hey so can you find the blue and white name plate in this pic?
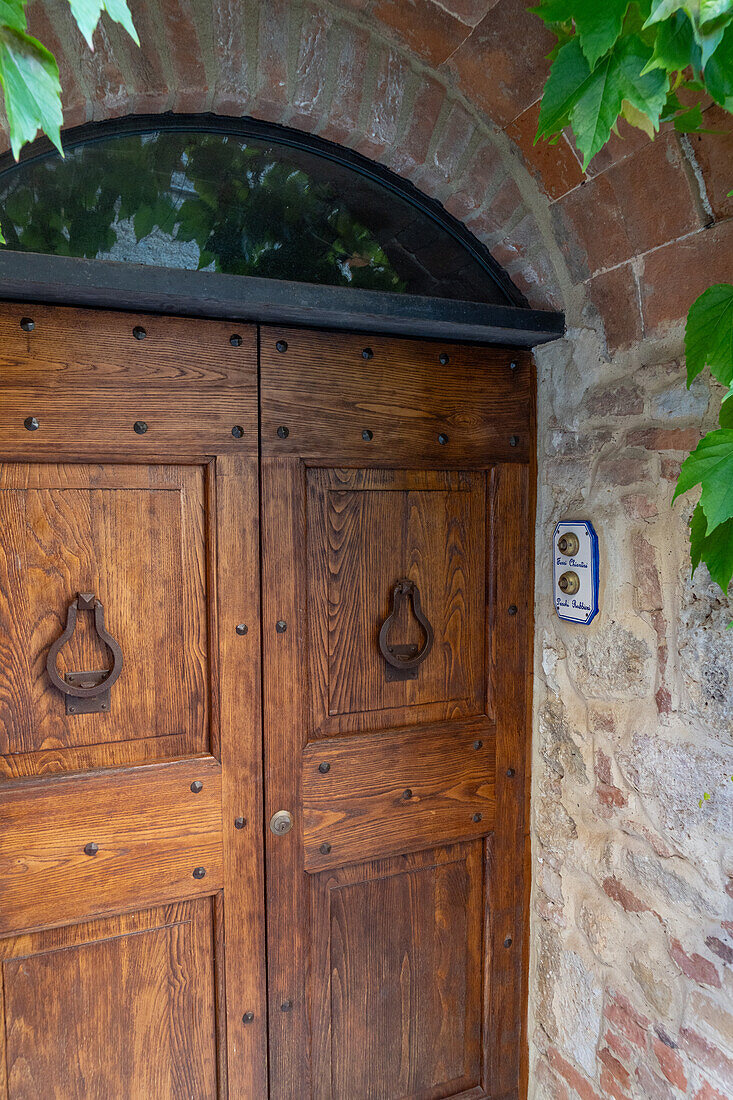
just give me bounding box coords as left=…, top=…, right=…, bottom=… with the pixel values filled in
left=553, top=521, right=599, bottom=625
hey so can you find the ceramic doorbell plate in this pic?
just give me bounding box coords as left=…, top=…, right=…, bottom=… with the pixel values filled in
left=553, top=521, right=599, bottom=625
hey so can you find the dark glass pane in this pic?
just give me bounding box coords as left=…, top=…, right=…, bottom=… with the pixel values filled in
left=0, top=129, right=509, bottom=302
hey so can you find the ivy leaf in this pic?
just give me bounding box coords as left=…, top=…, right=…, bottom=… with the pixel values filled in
left=537, top=34, right=667, bottom=166
left=645, top=1, right=733, bottom=65
left=573, top=0, right=631, bottom=69
left=704, top=24, right=733, bottom=103
left=536, top=35, right=590, bottom=137
left=0, top=0, right=28, bottom=34
left=690, top=501, right=733, bottom=589
left=530, top=1, right=574, bottom=26
left=642, top=12, right=699, bottom=71
left=66, top=0, right=139, bottom=49
left=614, top=34, right=670, bottom=124
left=673, top=101, right=705, bottom=128
left=622, top=98, right=658, bottom=136
left=674, top=428, right=733, bottom=534
left=719, top=389, right=733, bottom=427
left=685, top=283, right=733, bottom=385
left=0, top=27, right=62, bottom=159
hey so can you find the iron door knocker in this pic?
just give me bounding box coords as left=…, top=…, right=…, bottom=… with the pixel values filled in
left=378, top=579, right=434, bottom=682
left=46, top=593, right=123, bottom=715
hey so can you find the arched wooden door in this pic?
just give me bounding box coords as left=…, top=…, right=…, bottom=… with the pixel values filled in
left=0, top=304, right=533, bottom=1099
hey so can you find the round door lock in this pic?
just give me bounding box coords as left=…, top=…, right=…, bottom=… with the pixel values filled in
left=558, top=570, right=580, bottom=595
left=557, top=531, right=580, bottom=557
left=270, top=809, right=294, bottom=836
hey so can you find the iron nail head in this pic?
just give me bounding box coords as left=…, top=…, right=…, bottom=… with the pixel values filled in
left=362, top=347, right=373, bottom=360
left=318, top=761, right=330, bottom=774
left=362, top=429, right=373, bottom=441
left=133, top=325, right=147, bottom=340
left=84, top=842, right=99, bottom=856
left=320, top=842, right=332, bottom=855
left=509, top=435, right=519, bottom=447
left=473, top=813, right=483, bottom=823
left=230, top=333, right=242, bottom=347
left=24, top=416, right=39, bottom=431
left=276, top=340, right=288, bottom=353
left=473, top=740, right=483, bottom=750
left=507, top=767, right=516, bottom=778
left=276, top=620, right=287, bottom=633
left=439, top=353, right=449, bottom=365
left=236, top=623, right=248, bottom=636
left=403, top=789, right=412, bottom=800
left=508, top=604, right=518, bottom=616
left=281, top=1001, right=293, bottom=1012
left=276, top=425, right=289, bottom=439
left=232, top=425, right=244, bottom=438
left=242, top=1011, right=255, bottom=1024
left=234, top=816, right=246, bottom=829
left=20, top=317, right=35, bottom=332
left=192, top=866, right=206, bottom=879
left=133, top=421, right=148, bottom=435
left=504, top=936, right=513, bottom=948
left=438, top=433, right=449, bottom=445
left=190, top=780, right=203, bottom=794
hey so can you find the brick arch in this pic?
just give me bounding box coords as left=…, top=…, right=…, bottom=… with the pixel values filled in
left=12, top=0, right=733, bottom=346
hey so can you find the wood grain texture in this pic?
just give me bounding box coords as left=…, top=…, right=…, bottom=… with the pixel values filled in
left=0, top=899, right=218, bottom=1099
left=485, top=463, right=533, bottom=1099
left=307, top=468, right=486, bottom=736
left=260, top=327, right=531, bottom=466
left=215, top=454, right=269, bottom=1099
left=310, top=843, right=485, bottom=1100
left=0, top=463, right=208, bottom=766
left=0, top=304, right=257, bottom=455
left=0, top=757, right=223, bottom=936
left=261, top=457, right=311, bottom=1100
left=302, top=719, right=495, bottom=871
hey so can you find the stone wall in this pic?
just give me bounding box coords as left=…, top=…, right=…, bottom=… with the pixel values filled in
left=532, top=328, right=733, bottom=1100
left=7, top=3, right=733, bottom=1097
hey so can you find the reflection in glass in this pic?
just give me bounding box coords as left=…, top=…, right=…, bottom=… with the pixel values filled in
left=0, top=129, right=511, bottom=302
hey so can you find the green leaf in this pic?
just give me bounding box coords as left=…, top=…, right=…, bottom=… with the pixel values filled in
left=674, top=428, right=733, bottom=533
left=573, top=0, right=631, bottom=68
left=530, top=1, right=574, bottom=27
left=66, top=0, right=139, bottom=48
left=690, top=501, right=733, bottom=589
left=673, top=101, right=705, bottom=128
left=0, top=27, right=62, bottom=159
left=645, top=1, right=733, bottom=65
left=614, top=34, right=670, bottom=127
left=643, top=12, right=699, bottom=70
left=536, top=36, right=589, bottom=138
left=0, top=0, right=28, bottom=34
left=622, top=98, right=658, bottom=136
left=685, top=283, right=733, bottom=385
left=704, top=24, right=733, bottom=103
left=719, top=389, right=733, bottom=427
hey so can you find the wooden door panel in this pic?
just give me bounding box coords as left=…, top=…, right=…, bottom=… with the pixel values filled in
left=0, top=758, right=222, bottom=936
left=302, top=720, right=494, bottom=871
left=0, top=899, right=218, bottom=1099
left=0, top=463, right=208, bottom=768
left=307, top=468, right=487, bottom=736
left=0, top=303, right=267, bottom=1099
left=260, top=327, right=532, bottom=466
left=262, top=326, right=534, bottom=1100
left=310, top=842, right=484, bottom=1100
left=0, top=306, right=257, bottom=455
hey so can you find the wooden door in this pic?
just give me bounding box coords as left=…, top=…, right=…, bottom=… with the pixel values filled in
left=0, top=305, right=267, bottom=1098
left=260, top=329, right=534, bottom=1100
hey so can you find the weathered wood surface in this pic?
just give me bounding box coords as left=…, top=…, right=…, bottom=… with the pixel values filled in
left=302, top=719, right=495, bottom=871
left=261, top=326, right=532, bottom=465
